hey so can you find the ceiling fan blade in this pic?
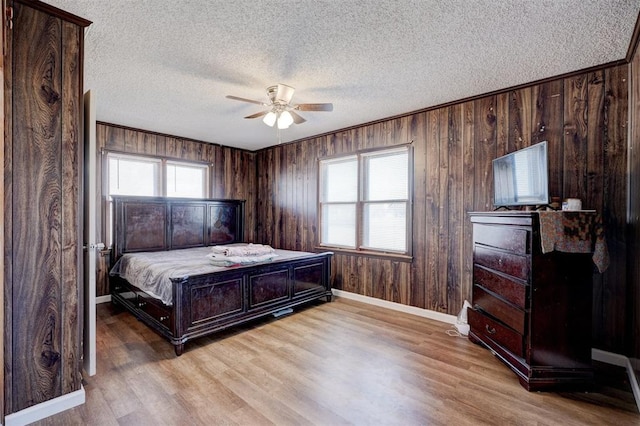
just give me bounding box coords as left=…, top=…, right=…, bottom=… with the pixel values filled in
left=226, top=95, right=266, bottom=106
left=290, top=110, right=306, bottom=124
left=296, top=103, right=333, bottom=112
left=276, top=84, right=295, bottom=104
left=244, top=110, right=269, bottom=119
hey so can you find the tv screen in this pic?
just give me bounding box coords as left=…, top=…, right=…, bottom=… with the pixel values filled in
left=493, top=141, right=549, bottom=208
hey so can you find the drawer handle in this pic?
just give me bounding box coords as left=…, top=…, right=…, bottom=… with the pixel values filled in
left=159, top=315, right=169, bottom=322
left=138, top=301, right=147, bottom=308
left=485, top=324, right=497, bottom=335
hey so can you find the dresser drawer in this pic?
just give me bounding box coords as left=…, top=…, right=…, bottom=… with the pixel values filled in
left=473, top=224, right=529, bottom=254
left=474, top=245, right=530, bottom=281
left=469, top=307, right=524, bottom=358
left=472, top=285, right=525, bottom=334
left=473, top=265, right=527, bottom=308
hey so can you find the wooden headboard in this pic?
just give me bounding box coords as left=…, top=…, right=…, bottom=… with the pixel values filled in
left=112, top=196, right=245, bottom=260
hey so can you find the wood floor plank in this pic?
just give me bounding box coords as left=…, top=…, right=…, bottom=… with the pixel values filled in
left=31, top=297, right=640, bottom=426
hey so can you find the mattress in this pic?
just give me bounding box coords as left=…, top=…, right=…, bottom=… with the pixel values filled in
left=109, top=244, right=314, bottom=305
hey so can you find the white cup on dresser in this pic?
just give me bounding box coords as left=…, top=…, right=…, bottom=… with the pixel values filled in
left=563, top=198, right=582, bottom=211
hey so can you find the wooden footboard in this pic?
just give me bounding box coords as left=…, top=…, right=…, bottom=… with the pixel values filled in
left=111, top=252, right=332, bottom=355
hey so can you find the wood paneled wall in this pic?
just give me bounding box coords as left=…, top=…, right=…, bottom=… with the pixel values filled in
left=255, top=65, right=629, bottom=352
left=94, top=67, right=631, bottom=353
left=4, top=1, right=89, bottom=414
left=94, top=123, right=257, bottom=296
left=629, top=39, right=640, bottom=360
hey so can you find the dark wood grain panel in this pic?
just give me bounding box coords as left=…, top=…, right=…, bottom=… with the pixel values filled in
left=122, top=202, right=167, bottom=252
left=190, top=278, right=243, bottom=323
left=304, top=138, right=320, bottom=252
left=211, top=143, right=225, bottom=198
left=103, top=123, right=125, bottom=151
left=532, top=80, right=564, bottom=199
left=509, top=88, right=532, bottom=151
left=285, top=144, right=296, bottom=250
left=563, top=74, right=588, bottom=199
left=495, top=93, right=509, bottom=157
left=473, top=96, right=496, bottom=211
left=60, top=19, right=82, bottom=395
left=96, top=253, right=110, bottom=296
left=586, top=71, right=605, bottom=212
left=586, top=70, right=607, bottom=346
left=630, top=47, right=640, bottom=360
left=11, top=4, right=64, bottom=411
left=208, top=203, right=242, bottom=244
left=410, top=112, right=427, bottom=309
left=447, top=104, right=463, bottom=312
left=5, top=12, right=16, bottom=410
left=424, top=109, right=441, bottom=310
left=292, top=262, right=324, bottom=297
left=249, top=269, right=290, bottom=308
left=436, top=107, right=450, bottom=311
left=6, top=1, right=88, bottom=413
left=601, top=65, right=629, bottom=350
left=461, top=101, right=475, bottom=310
left=358, top=256, right=372, bottom=298
left=113, top=197, right=243, bottom=258
left=171, top=203, right=205, bottom=248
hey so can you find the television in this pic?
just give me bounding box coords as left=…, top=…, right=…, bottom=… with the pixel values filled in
left=493, top=141, right=549, bottom=208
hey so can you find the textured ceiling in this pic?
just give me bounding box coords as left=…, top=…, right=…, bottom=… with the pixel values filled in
left=46, top=0, right=639, bottom=151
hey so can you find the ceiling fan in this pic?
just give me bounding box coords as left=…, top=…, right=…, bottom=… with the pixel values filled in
left=226, top=84, right=333, bottom=130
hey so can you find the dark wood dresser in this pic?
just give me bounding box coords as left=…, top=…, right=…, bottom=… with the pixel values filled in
left=468, top=211, right=600, bottom=391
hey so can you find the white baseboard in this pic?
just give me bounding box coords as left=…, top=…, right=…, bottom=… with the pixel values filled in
left=4, top=386, right=85, bottom=426
left=96, top=294, right=111, bottom=304
left=331, top=289, right=457, bottom=325
left=592, top=348, right=640, bottom=412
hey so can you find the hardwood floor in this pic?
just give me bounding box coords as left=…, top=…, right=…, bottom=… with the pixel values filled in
left=34, top=297, right=639, bottom=425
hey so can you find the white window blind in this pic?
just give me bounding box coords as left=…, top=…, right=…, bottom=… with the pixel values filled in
left=108, top=155, right=161, bottom=196
left=319, top=146, right=411, bottom=255
left=166, top=161, right=208, bottom=198
left=320, top=156, right=357, bottom=248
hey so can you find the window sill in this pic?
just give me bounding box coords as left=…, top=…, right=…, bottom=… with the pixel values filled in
left=314, top=246, right=413, bottom=263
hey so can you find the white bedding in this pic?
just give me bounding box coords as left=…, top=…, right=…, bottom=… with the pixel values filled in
left=109, top=244, right=314, bottom=305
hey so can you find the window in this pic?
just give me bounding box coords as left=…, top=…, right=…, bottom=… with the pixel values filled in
left=108, top=155, right=161, bottom=196
left=166, top=161, right=208, bottom=198
left=105, top=152, right=210, bottom=243
left=319, top=146, right=412, bottom=255
left=106, top=153, right=209, bottom=198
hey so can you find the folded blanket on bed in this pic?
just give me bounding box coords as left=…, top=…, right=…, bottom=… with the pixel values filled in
left=211, top=243, right=275, bottom=257
left=206, top=252, right=278, bottom=267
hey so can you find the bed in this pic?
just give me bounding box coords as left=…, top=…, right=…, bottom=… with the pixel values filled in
left=109, top=196, right=333, bottom=355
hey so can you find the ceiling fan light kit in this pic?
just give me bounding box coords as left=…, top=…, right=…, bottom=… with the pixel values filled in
left=227, top=83, right=333, bottom=130
left=276, top=110, right=294, bottom=129
left=263, top=111, right=277, bottom=127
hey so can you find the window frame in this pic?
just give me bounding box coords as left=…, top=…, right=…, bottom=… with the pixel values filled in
left=103, top=150, right=212, bottom=246
left=106, top=152, right=163, bottom=197
left=165, top=159, right=210, bottom=199
left=318, top=145, right=413, bottom=260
